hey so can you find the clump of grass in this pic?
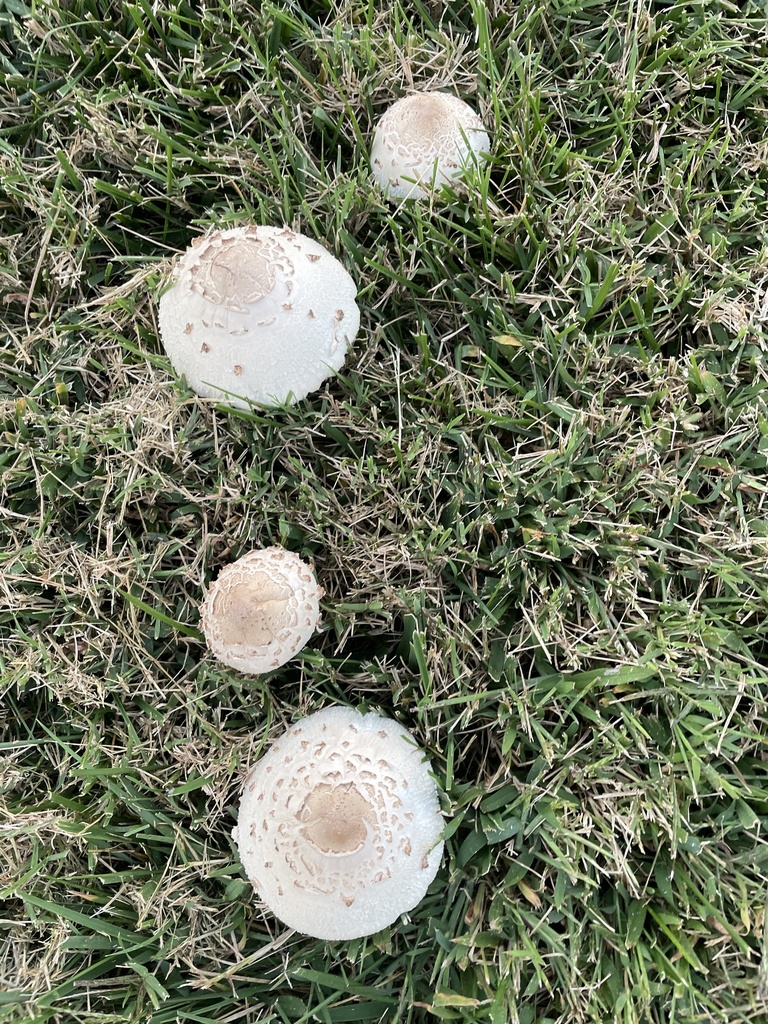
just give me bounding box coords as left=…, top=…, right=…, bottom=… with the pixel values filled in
left=2, top=1, right=768, bottom=1022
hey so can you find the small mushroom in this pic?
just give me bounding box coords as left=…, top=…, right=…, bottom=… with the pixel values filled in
left=370, top=91, right=490, bottom=200
left=158, top=225, right=360, bottom=408
left=200, top=547, right=322, bottom=674
left=233, top=706, right=445, bottom=940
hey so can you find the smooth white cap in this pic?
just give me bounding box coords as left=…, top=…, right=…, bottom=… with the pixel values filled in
left=158, top=225, right=360, bottom=408
left=200, top=547, right=322, bottom=674
left=370, top=91, right=490, bottom=200
left=233, top=706, right=445, bottom=940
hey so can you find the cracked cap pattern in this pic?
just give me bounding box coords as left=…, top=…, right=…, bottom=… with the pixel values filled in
left=370, top=91, right=490, bottom=200
left=200, top=547, right=322, bottom=675
left=158, top=225, right=360, bottom=408
left=233, top=706, right=445, bottom=940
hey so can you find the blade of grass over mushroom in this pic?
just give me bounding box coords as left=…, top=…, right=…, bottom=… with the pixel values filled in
left=3, top=0, right=768, bottom=1021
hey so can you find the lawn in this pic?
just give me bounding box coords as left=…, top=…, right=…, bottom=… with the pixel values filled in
left=1, top=0, right=768, bottom=1022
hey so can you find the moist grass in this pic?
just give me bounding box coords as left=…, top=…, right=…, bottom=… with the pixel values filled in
left=1, top=0, right=768, bottom=1021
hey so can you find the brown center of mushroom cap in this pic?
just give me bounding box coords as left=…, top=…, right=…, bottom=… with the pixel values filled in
left=193, top=237, right=279, bottom=307
left=212, top=574, right=292, bottom=647
left=298, top=782, right=376, bottom=856
left=392, top=95, right=456, bottom=145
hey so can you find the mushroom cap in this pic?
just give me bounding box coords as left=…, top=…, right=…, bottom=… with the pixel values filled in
left=158, top=225, right=360, bottom=409
left=200, top=547, right=322, bottom=674
left=370, top=91, right=490, bottom=200
left=233, top=706, right=445, bottom=940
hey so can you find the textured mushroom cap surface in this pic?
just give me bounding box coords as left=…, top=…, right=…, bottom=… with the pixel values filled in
left=233, top=706, right=445, bottom=940
left=158, top=225, right=360, bottom=408
left=200, top=547, right=322, bottom=674
left=370, top=92, right=490, bottom=200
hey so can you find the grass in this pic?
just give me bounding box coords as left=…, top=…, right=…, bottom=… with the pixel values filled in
left=1, top=0, right=768, bottom=1021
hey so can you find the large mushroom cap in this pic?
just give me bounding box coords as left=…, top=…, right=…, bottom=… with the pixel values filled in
left=233, top=706, right=445, bottom=940
left=370, top=91, right=490, bottom=200
left=200, top=547, right=322, bottom=674
left=158, top=225, right=360, bottom=409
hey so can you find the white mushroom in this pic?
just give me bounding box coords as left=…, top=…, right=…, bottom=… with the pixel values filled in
left=370, top=91, right=490, bottom=200
left=158, top=225, right=360, bottom=409
left=233, top=706, right=445, bottom=940
left=200, top=547, right=322, bottom=674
